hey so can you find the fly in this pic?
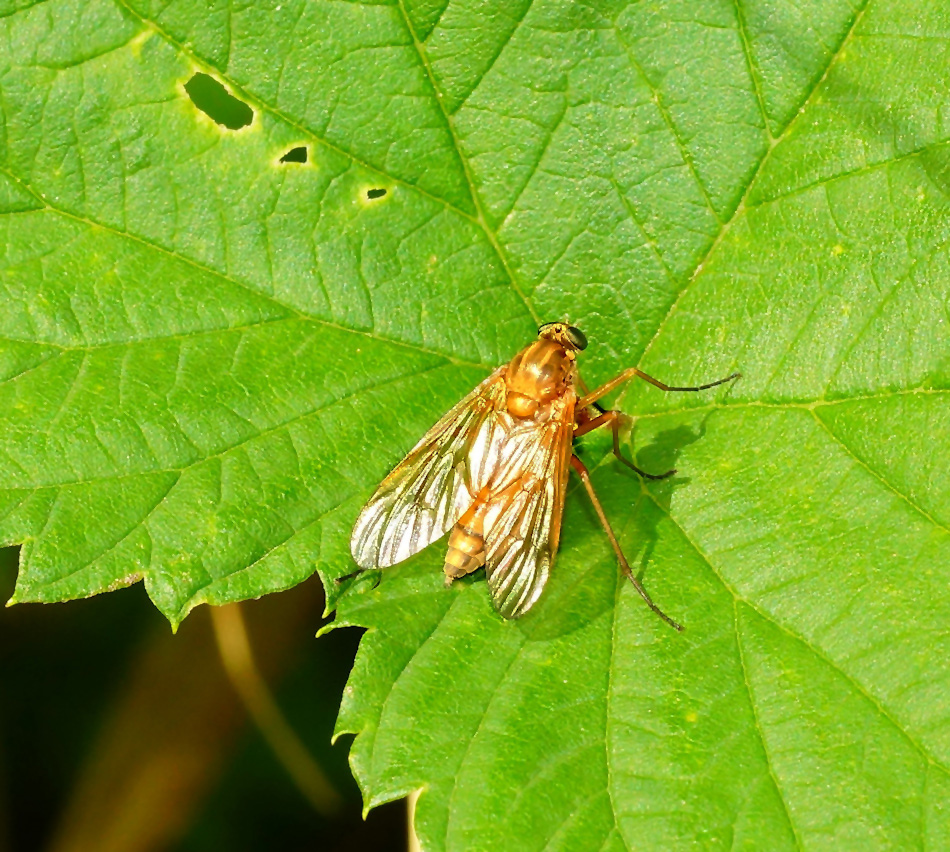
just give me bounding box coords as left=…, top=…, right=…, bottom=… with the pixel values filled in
left=345, top=322, right=739, bottom=630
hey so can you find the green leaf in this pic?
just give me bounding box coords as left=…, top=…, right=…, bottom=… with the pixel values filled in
left=4, top=0, right=950, bottom=848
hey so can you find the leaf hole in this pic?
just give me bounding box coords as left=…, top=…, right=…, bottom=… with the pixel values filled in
left=280, top=146, right=308, bottom=164
left=184, top=72, right=253, bottom=130
left=366, top=188, right=387, bottom=200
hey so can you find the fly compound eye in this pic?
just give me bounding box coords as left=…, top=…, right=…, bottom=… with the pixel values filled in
left=566, top=326, right=587, bottom=350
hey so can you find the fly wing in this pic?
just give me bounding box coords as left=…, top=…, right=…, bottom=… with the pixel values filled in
left=350, top=367, right=507, bottom=570
left=483, top=397, right=575, bottom=618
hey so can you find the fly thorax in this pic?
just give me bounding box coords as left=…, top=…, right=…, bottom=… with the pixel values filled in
left=505, top=339, right=573, bottom=418
left=506, top=391, right=538, bottom=419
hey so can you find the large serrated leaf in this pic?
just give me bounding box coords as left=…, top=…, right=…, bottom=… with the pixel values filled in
left=4, top=0, right=950, bottom=848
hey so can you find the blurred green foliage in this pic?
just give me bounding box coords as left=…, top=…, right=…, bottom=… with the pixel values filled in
left=0, top=547, right=405, bottom=850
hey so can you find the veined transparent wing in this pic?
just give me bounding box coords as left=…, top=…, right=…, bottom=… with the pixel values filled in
left=351, top=367, right=507, bottom=570
left=484, top=396, right=575, bottom=618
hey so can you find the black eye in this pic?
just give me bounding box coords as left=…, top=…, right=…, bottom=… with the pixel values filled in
left=566, top=326, right=587, bottom=350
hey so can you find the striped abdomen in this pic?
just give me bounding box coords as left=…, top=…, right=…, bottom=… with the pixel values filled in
left=444, top=502, right=486, bottom=581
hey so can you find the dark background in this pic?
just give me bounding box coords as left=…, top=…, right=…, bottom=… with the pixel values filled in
left=0, top=546, right=406, bottom=851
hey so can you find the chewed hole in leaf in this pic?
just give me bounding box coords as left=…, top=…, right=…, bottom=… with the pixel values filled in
left=184, top=73, right=253, bottom=130
left=280, top=146, right=308, bottom=164
left=366, top=188, right=387, bottom=200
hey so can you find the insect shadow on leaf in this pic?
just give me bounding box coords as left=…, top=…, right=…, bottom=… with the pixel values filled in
left=629, top=419, right=709, bottom=586
left=365, top=188, right=387, bottom=200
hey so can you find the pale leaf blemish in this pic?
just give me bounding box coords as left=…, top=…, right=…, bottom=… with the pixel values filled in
left=106, top=572, right=143, bottom=592
left=129, top=29, right=153, bottom=57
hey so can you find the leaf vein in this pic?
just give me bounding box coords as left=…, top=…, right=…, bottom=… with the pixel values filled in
left=10, top=361, right=452, bottom=495
left=811, top=409, right=950, bottom=536
left=633, top=0, right=873, bottom=371
left=393, top=0, right=539, bottom=324
left=0, top=188, right=494, bottom=369
left=733, top=598, right=804, bottom=849
left=24, top=473, right=182, bottom=596
left=186, top=499, right=350, bottom=612
left=733, top=0, right=774, bottom=139
left=613, top=31, right=722, bottom=225
left=110, top=0, right=478, bottom=221
left=449, top=0, right=535, bottom=116
left=746, top=139, right=950, bottom=209
left=366, top=592, right=465, bottom=782
left=650, top=499, right=950, bottom=777
left=443, top=636, right=527, bottom=849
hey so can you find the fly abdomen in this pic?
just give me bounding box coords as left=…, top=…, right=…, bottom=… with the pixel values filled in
left=444, top=522, right=485, bottom=581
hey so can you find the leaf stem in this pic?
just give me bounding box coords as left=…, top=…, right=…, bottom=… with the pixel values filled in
left=210, top=603, right=343, bottom=816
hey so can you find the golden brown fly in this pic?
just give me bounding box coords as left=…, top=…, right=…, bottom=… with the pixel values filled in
left=346, top=323, right=738, bottom=629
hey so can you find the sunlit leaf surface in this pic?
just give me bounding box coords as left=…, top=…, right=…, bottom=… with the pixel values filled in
left=3, top=0, right=949, bottom=847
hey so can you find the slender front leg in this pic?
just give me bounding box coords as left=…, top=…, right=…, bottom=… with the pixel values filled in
left=335, top=566, right=381, bottom=588
left=574, top=410, right=675, bottom=480
left=570, top=455, right=683, bottom=631
left=579, top=367, right=740, bottom=409
left=574, top=374, right=606, bottom=415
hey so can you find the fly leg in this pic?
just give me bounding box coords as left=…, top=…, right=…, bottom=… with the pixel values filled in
left=578, top=367, right=740, bottom=409
left=574, top=410, right=674, bottom=480
left=335, top=567, right=381, bottom=589
left=570, top=454, right=683, bottom=631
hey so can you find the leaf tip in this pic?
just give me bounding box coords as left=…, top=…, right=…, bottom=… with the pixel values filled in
left=315, top=621, right=335, bottom=639
left=330, top=727, right=353, bottom=747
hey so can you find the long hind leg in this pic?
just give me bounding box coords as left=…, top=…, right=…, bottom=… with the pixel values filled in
left=574, top=409, right=674, bottom=480
left=569, top=454, right=682, bottom=631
